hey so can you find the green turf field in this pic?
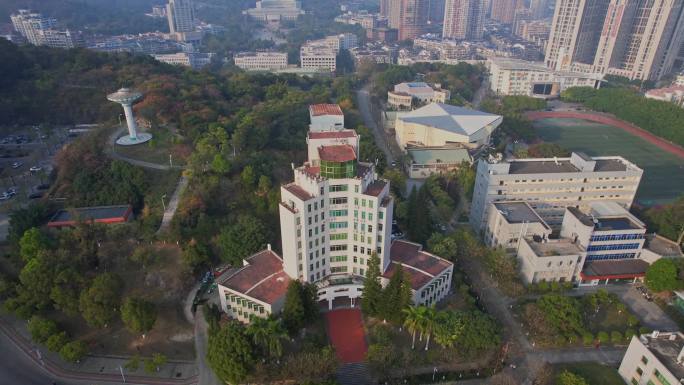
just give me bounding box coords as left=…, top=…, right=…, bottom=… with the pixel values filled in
left=533, top=117, right=684, bottom=206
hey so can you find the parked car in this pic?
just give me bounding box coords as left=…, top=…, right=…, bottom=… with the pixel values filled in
left=11, top=161, right=22, bottom=169
left=29, top=165, right=42, bottom=172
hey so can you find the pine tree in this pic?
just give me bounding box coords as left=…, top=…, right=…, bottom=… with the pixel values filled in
left=361, top=252, right=383, bottom=317
left=382, top=265, right=411, bottom=324
left=282, top=281, right=306, bottom=334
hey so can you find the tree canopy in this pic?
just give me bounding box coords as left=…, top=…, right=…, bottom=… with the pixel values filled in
left=645, top=258, right=682, bottom=292
left=120, top=297, right=158, bottom=334
left=207, top=321, right=255, bottom=384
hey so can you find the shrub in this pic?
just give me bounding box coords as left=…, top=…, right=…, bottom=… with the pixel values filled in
left=639, top=327, right=651, bottom=335
left=125, top=355, right=140, bottom=371
left=597, top=331, right=610, bottom=344
left=60, top=340, right=87, bottom=363
left=625, top=328, right=636, bottom=341
left=46, top=331, right=68, bottom=352
left=627, top=315, right=639, bottom=327
left=550, top=281, right=560, bottom=292
left=537, top=281, right=549, bottom=292
left=27, top=315, right=58, bottom=344
left=611, top=331, right=623, bottom=344
left=582, top=332, right=594, bottom=345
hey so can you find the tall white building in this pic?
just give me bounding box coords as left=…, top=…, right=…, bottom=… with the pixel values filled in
left=233, top=51, right=288, bottom=71
left=244, top=0, right=305, bottom=21
left=619, top=333, right=684, bottom=385
left=470, top=152, right=643, bottom=231
left=300, top=40, right=337, bottom=72
left=442, top=0, right=485, bottom=40
left=10, top=9, right=80, bottom=48
left=217, top=104, right=454, bottom=321
left=166, top=0, right=201, bottom=42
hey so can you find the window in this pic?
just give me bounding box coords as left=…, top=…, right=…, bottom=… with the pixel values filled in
left=330, top=210, right=348, bottom=217
left=330, top=221, right=348, bottom=229
left=330, top=266, right=348, bottom=273
left=330, top=197, right=347, bottom=205
left=330, top=245, right=348, bottom=252
left=362, top=199, right=366, bottom=207
left=636, top=367, right=643, bottom=376
left=641, top=356, right=648, bottom=365
left=329, top=184, right=348, bottom=192
left=368, top=225, right=373, bottom=232
left=330, top=233, right=348, bottom=240
left=379, top=211, right=384, bottom=219
left=307, top=204, right=311, bottom=213
left=330, top=255, right=347, bottom=262
left=368, top=213, right=373, bottom=221
left=354, top=198, right=359, bottom=205
left=369, top=201, right=373, bottom=208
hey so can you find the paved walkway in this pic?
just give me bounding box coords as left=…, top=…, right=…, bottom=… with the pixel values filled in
left=158, top=174, right=189, bottom=234
left=195, top=306, right=221, bottom=385
left=107, top=126, right=187, bottom=171
left=325, top=309, right=367, bottom=363
left=356, top=86, right=395, bottom=165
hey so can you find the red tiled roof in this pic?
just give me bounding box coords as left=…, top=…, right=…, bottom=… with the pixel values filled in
left=364, top=180, right=386, bottom=197
left=303, top=166, right=321, bottom=177
left=382, top=262, right=432, bottom=290
left=47, top=205, right=133, bottom=228
left=283, top=183, right=313, bottom=201
left=319, top=145, right=356, bottom=162
left=390, top=240, right=452, bottom=277
left=310, top=104, right=344, bottom=116
left=220, top=249, right=291, bottom=305
left=308, top=130, right=356, bottom=139
left=580, top=259, right=649, bottom=280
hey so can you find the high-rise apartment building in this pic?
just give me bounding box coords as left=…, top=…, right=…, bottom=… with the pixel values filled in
left=388, top=0, right=430, bottom=40
left=166, top=0, right=195, bottom=34
left=490, top=0, right=525, bottom=24
left=10, top=9, right=81, bottom=48
left=529, top=0, right=549, bottom=19
left=442, top=0, right=484, bottom=40
left=545, top=0, right=684, bottom=80
left=470, top=152, right=643, bottom=231
left=428, top=0, right=446, bottom=22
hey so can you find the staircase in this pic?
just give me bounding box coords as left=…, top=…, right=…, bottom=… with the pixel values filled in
left=336, top=362, right=373, bottom=385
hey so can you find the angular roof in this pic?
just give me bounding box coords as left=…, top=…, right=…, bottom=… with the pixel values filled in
left=364, top=180, right=386, bottom=197
left=309, top=104, right=343, bottom=116
left=219, top=249, right=291, bottom=305
left=308, top=130, right=357, bottom=139
left=282, top=183, right=313, bottom=201
left=581, top=259, right=649, bottom=280
left=48, top=205, right=133, bottom=227
left=384, top=240, right=453, bottom=290
left=318, top=145, right=356, bottom=162
left=398, top=103, right=501, bottom=137
left=407, top=147, right=471, bottom=165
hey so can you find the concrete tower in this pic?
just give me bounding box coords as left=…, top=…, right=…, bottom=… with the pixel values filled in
left=107, top=88, right=152, bottom=146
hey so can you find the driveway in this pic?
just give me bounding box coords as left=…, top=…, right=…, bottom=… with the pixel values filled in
left=356, top=86, right=395, bottom=165
left=325, top=309, right=367, bottom=363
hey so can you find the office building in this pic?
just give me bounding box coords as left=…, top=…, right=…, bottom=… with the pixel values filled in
left=395, top=103, right=502, bottom=149
left=10, top=9, right=81, bottom=48
left=216, top=105, right=454, bottom=321
left=388, top=0, right=430, bottom=40
left=387, top=82, right=451, bottom=110
left=619, top=333, right=684, bottom=385
left=490, top=0, right=525, bottom=24
left=488, top=57, right=603, bottom=97
left=152, top=52, right=214, bottom=69
left=442, top=0, right=484, bottom=40
left=166, top=0, right=201, bottom=42
left=300, top=40, right=337, bottom=72
left=429, top=0, right=446, bottom=22
left=470, top=152, right=643, bottom=231
left=309, top=104, right=345, bottom=132
left=245, top=0, right=305, bottom=22
left=529, top=0, right=549, bottom=19
left=406, top=147, right=471, bottom=178
left=545, top=0, right=684, bottom=81
left=233, top=51, right=288, bottom=71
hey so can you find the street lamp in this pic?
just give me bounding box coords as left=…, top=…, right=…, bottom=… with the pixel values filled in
left=161, top=194, right=167, bottom=211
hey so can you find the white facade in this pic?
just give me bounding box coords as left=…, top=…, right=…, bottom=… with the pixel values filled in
left=152, top=52, right=214, bottom=69
left=488, top=57, right=603, bottom=97
left=10, top=9, right=80, bottom=48
left=309, top=104, right=345, bottom=132
left=245, top=0, right=304, bottom=21
left=300, top=40, right=337, bottom=72
left=517, top=237, right=584, bottom=283
left=233, top=51, right=288, bottom=71
left=387, top=82, right=451, bottom=110
left=167, top=0, right=200, bottom=42
left=442, top=0, right=484, bottom=40
left=645, top=85, right=684, bottom=107
left=619, top=333, right=684, bottom=385
left=470, top=152, right=643, bottom=231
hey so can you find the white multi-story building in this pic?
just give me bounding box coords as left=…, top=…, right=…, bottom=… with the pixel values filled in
left=233, top=51, right=288, bottom=71
left=152, top=52, right=214, bottom=69
left=216, top=104, right=454, bottom=321
left=488, top=57, right=603, bottom=98
left=166, top=0, right=201, bottom=42
left=244, top=0, right=304, bottom=21
left=645, top=84, right=684, bottom=107
left=10, top=9, right=81, bottom=48
left=619, top=333, right=684, bottom=385
left=309, top=104, right=345, bottom=132
left=471, top=152, right=643, bottom=231
left=442, top=0, right=484, bottom=40
left=300, top=40, right=337, bottom=72
left=387, top=82, right=451, bottom=110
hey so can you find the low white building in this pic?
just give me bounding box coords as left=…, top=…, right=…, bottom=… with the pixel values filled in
left=645, top=84, right=684, bottom=107
left=300, top=40, right=337, bottom=72
left=484, top=201, right=551, bottom=251
left=387, top=82, right=451, bottom=111
left=406, top=147, right=471, bottom=179
left=488, top=57, right=603, bottom=98
left=395, top=103, right=502, bottom=150
left=308, top=104, right=344, bottom=132
left=244, top=0, right=304, bottom=21
left=619, top=333, right=684, bottom=385
left=152, top=52, right=214, bottom=69
left=234, top=51, right=288, bottom=71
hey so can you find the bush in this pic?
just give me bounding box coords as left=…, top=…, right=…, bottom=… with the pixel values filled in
left=597, top=331, right=610, bottom=344
left=639, top=327, right=651, bottom=335
left=27, top=315, right=59, bottom=344
left=625, top=328, right=636, bottom=341
left=537, top=281, right=549, bottom=293
left=582, top=332, right=594, bottom=346
left=46, top=331, right=68, bottom=352
left=627, top=315, right=639, bottom=327
left=125, top=355, right=140, bottom=371
left=60, top=340, right=87, bottom=363
left=611, top=331, right=623, bottom=344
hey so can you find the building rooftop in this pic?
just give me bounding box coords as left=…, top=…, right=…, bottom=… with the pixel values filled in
left=493, top=201, right=548, bottom=227
left=283, top=183, right=313, bottom=201
left=407, top=147, right=471, bottom=165
left=364, top=180, right=387, bottom=197
left=47, top=205, right=133, bottom=227
left=640, top=332, right=684, bottom=380
left=218, top=249, right=290, bottom=305
left=645, top=234, right=683, bottom=258
left=398, top=103, right=501, bottom=137
left=506, top=157, right=630, bottom=174
left=308, top=130, right=356, bottom=139
left=384, top=240, right=453, bottom=290
left=309, top=104, right=344, bottom=117
left=525, top=237, right=584, bottom=257
left=318, top=145, right=356, bottom=162
left=566, top=206, right=644, bottom=231
left=581, top=259, right=649, bottom=279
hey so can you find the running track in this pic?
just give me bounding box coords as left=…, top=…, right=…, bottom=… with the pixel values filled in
left=526, top=111, right=684, bottom=159
left=325, top=309, right=367, bottom=363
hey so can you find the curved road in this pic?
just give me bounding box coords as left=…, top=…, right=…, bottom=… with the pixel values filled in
left=356, top=86, right=395, bottom=165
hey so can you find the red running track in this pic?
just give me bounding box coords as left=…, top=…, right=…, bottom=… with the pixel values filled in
left=325, top=309, right=367, bottom=363
left=526, top=111, right=684, bottom=159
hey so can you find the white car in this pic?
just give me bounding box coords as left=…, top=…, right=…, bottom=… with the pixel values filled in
left=29, top=166, right=42, bottom=172
left=11, top=162, right=22, bottom=169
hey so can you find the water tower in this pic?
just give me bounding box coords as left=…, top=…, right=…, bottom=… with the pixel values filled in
left=107, top=87, right=152, bottom=145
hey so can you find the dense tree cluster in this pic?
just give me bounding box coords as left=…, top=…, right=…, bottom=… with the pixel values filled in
left=641, top=196, right=684, bottom=245
left=481, top=95, right=546, bottom=142
left=645, top=258, right=684, bottom=292
left=362, top=253, right=413, bottom=323
left=561, top=86, right=684, bottom=146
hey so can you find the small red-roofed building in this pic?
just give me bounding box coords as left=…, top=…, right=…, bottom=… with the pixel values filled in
left=217, top=246, right=292, bottom=323
left=307, top=129, right=359, bottom=164
left=309, top=103, right=345, bottom=132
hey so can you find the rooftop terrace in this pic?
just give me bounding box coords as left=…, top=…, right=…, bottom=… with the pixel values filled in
left=525, top=237, right=584, bottom=257
left=493, top=201, right=547, bottom=226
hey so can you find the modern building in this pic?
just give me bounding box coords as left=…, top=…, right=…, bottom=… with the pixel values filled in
left=233, top=51, right=288, bottom=71
left=490, top=0, right=525, bottom=24
left=529, top=0, right=549, bottom=19
left=406, top=147, right=471, bottom=178
left=10, top=9, right=81, bottom=48
left=309, top=104, right=345, bottom=132
left=645, top=84, right=684, bottom=107
left=395, top=103, right=503, bottom=150
left=300, top=40, right=337, bottom=72
left=545, top=0, right=684, bottom=81
left=388, top=0, right=430, bottom=40
left=442, top=0, right=484, bottom=40
left=216, top=104, right=454, bottom=322
left=47, top=205, right=134, bottom=228
left=487, top=57, right=603, bottom=97
left=387, top=82, right=451, bottom=110
left=244, top=0, right=305, bottom=22
left=166, top=0, right=201, bottom=42
left=152, top=52, right=214, bottom=68
left=619, top=333, right=684, bottom=385
left=350, top=45, right=394, bottom=64
left=470, top=152, right=644, bottom=231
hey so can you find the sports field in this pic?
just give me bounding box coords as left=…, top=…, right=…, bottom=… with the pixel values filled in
left=532, top=117, right=684, bottom=206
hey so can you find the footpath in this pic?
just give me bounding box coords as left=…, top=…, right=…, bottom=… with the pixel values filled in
left=0, top=314, right=198, bottom=385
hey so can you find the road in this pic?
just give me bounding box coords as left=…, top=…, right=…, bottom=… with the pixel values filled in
left=356, top=86, right=395, bottom=165
left=195, top=306, right=221, bottom=385
left=472, top=76, right=489, bottom=108
left=158, top=174, right=189, bottom=234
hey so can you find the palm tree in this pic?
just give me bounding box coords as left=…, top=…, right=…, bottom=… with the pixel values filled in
left=265, top=318, right=288, bottom=360
left=247, top=317, right=271, bottom=361
left=402, top=306, right=423, bottom=350
left=423, top=306, right=437, bottom=351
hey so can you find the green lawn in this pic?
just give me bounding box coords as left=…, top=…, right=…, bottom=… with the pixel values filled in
left=533, top=117, right=684, bottom=206
left=555, top=362, right=626, bottom=385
